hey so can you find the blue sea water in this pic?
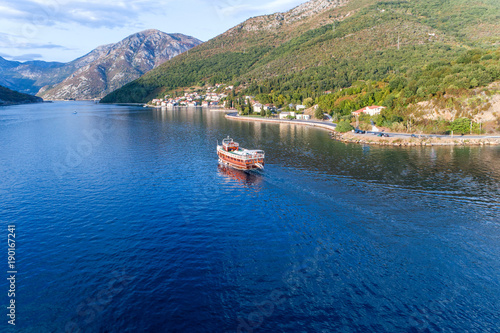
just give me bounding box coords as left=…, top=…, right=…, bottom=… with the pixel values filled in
left=1, top=101, right=499, bottom=332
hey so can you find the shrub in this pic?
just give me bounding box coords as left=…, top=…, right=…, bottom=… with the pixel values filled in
left=449, top=117, right=471, bottom=135
left=304, top=97, right=314, bottom=107
left=315, top=106, right=324, bottom=119
left=359, top=122, right=372, bottom=131
left=336, top=120, right=354, bottom=133
left=390, top=122, right=406, bottom=132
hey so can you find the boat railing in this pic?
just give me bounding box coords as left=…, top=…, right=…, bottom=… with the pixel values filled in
left=244, top=153, right=264, bottom=160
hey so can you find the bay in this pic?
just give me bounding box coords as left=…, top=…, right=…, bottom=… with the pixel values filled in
left=1, top=101, right=499, bottom=332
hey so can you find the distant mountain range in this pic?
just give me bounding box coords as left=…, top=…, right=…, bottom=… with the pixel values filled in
left=101, top=0, right=500, bottom=104
left=0, top=30, right=202, bottom=100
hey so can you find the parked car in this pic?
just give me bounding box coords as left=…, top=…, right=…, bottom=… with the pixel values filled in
left=354, top=129, right=366, bottom=134
left=411, top=134, right=418, bottom=138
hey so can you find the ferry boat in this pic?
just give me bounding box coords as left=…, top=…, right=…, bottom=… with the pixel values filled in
left=217, top=136, right=265, bottom=171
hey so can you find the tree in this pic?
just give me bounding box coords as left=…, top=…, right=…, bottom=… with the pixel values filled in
left=449, top=117, right=471, bottom=135
left=245, top=99, right=253, bottom=115
left=314, top=106, right=324, bottom=120
left=336, top=120, right=354, bottom=133
left=304, top=97, right=314, bottom=107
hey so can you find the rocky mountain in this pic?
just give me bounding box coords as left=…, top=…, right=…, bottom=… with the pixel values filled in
left=39, top=30, right=202, bottom=100
left=230, top=0, right=344, bottom=32
left=0, top=58, right=70, bottom=95
left=0, top=85, right=43, bottom=106
left=0, top=30, right=202, bottom=100
left=101, top=0, right=500, bottom=105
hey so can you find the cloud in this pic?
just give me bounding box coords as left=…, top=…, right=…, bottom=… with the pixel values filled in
left=211, top=0, right=304, bottom=18
left=10, top=53, right=44, bottom=61
left=28, top=43, right=71, bottom=49
left=0, top=33, right=70, bottom=49
left=0, top=52, right=44, bottom=61
left=1, top=0, right=305, bottom=27
left=0, top=0, right=172, bottom=29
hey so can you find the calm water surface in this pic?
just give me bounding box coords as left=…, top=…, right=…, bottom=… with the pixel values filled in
left=1, top=102, right=499, bottom=332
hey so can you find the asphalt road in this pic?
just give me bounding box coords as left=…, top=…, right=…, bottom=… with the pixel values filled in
left=231, top=114, right=500, bottom=140
left=349, top=130, right=500, bottom=140
left=289, top=118, right=500, bottom=140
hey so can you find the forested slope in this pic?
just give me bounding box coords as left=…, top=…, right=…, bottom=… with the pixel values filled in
left=102, top=0, right=500, bottom=133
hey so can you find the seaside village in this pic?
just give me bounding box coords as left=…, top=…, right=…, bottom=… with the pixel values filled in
left=148, top=84, right=314, bottom=120
left=149, top=84, right=231, bottom=109
left=148, top=84, right=387, bottom=122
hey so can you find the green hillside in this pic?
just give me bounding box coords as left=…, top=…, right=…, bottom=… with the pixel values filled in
left=101, top=0, right=500, bottom=120
left=0, top=85, right=43, bottom=106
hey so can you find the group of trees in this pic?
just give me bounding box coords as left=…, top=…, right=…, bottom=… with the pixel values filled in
left=237, top=47, right=500, bottom=134
left=449, top=118, right=482, bottom=135
left=102, top=46, right=271, bottom=104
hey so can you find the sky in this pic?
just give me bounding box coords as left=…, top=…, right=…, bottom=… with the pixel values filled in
left=0, top=0, right=306, bottom=63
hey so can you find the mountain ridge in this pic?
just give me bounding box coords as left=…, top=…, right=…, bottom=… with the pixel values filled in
left=100, top=0, right=349, bottom=103
left=39, top=29, right=202, bottom=100
left=101, top=0, right=500, bottom=106
left=227, top=0, right=346, bottom=33
left=0, top=30, right=202, bottom=100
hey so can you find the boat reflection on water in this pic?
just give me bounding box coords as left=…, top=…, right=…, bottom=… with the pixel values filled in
left=217, top=164, right=263, bottom=187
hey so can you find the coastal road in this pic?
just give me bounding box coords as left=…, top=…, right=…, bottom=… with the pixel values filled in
left=227, top=113, right=500, bottom=140
left=351, top=130, right=500, bottom=140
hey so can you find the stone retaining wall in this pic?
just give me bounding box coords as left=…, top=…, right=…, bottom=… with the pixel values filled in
left=226, top=113, right=500, bottom=147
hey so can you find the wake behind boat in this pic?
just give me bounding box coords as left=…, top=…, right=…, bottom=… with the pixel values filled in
left=217, top=136, right=265, bottom=171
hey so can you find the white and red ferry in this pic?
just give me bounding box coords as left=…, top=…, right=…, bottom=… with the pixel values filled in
left=217, top=136, right=265, bottom=171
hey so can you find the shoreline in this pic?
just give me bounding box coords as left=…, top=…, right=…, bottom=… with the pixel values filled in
left=225, top=112, right=338, bottom=132
left=332, top=132, right=500, bottom=147
left=0, top=100, right=44, bottom=107
left=225, top=113, right=500, bottom=147
left=146, top=105, right=235, bottom=111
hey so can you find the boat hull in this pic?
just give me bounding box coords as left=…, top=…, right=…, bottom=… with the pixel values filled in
left=217, top=149, right=264, bottom=171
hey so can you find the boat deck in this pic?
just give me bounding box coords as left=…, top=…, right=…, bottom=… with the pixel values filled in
left=219, top=146, right=264, bottom=158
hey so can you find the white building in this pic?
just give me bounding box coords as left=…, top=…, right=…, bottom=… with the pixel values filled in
left=352, top=106, right=386, bottom=116
left=253, top=103, right=263, bottom=113
left=296, top=114, right=311, bottom=120
left=279, top=112, right=296, bottom=119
